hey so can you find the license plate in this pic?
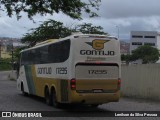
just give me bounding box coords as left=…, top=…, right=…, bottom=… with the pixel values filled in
left=93, top=89, right=103, bottom=93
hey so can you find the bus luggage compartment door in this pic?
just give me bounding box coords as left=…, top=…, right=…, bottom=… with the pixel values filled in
left=75, top=64, right=119, bottom=93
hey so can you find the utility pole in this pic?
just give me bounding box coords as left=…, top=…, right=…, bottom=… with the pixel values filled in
left=0, top=40, right=1, bottom=59
left=11, top=40, right=14, bottom=70
left=116, top=26, right=119, bottom=39
left=10, top=39, right=15, bottom=80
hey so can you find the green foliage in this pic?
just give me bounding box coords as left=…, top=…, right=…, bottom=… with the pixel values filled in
left=0, top=58, right=12, bottom=71
left=76, top=23, right=108, bottom=35
left=0, top=0, right=101, bottom=20
left=21, top=20, right=108, bottom=46
left=121, top=54, right=132, bottom=64
left=21, top=19, right=72, bottom=45
left=132, top=45, right=160, bottom=64
left=13, top=47, right=27, bottom=61
left=122, top=45, right=160, bottom=64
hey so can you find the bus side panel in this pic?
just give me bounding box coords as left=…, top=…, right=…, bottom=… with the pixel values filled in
left=31, top=65, right=44, bottom=97
left=31, top=65, right=68, bottom=103
left=24, top=65, right=36, bottom=94
left=31, top=65, right=59, bottom=98
left=31, top=78, right=69, bottom=103
left=17, top=66, right=30, bottom=93
left=60, top=79, right=69, bottom=102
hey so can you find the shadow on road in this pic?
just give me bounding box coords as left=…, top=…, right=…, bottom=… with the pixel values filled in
left=18, top=93, right=114, bottom=117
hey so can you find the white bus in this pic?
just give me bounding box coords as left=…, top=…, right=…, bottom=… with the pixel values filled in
left=17, top=34, right=121, bottom=107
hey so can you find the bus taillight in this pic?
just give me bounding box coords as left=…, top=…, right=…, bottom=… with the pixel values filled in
left=118, top=78, right=121, bottom=90
left=71, top=78, right=76, bottom=90
left=95, top=61, right=101, bottom=64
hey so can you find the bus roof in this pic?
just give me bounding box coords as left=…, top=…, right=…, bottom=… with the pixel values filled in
left=20, top=34, right=117, bottom=53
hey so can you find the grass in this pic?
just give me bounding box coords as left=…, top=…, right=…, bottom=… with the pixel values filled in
left=0, top=58, right=12, bottom=71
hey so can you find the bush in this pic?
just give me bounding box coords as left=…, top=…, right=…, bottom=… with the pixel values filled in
left=0, top=58, right=12, bottom=71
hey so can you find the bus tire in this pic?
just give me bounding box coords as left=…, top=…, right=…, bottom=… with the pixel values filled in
left=51, top=88, right=60, bottom=108
left=45, top=87, right=52, bottom=106
left=21, top=82, right=28, bottom=96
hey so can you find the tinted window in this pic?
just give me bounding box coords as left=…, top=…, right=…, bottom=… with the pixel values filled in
left=132, top=42, right=142, bottom=45
left=21, top=51, right=30, bottom=65
left=39, top=46, right=49, bottom=63
left=21, top=39, right=70, bottom=65
left=48, top=40, right=70, bottom=63
left=34, top=48, right=41, bottom=64
left=132, top=35, right=143, bottom=38
left=144, top=36, right=155, bottom=38
left=144, top=42, right=155, bottom=46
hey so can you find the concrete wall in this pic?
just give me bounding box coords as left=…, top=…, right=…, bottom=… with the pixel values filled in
left=121, top=64, right=160, bottom=100
left=0, top=71, right=17, bottom=81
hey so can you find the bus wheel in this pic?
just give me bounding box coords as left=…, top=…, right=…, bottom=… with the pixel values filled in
left=51, top=89, right=60, bottom=108
left=21, top=82, right=28, bottom=96
left=45, top=88, right=52, bottom=106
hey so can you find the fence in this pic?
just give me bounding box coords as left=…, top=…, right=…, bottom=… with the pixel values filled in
left=121, top=64, right=160, bottom=100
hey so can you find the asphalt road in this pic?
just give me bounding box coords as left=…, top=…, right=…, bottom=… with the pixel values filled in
left=0, top=71, right=160, bottom=120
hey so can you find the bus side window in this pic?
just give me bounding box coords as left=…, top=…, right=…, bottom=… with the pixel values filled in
left=48, top=45, right=53, bottom=63
left=21, top=52, right=28, bottom=65
left=35, top=48, right=41, bottom=64
left=40, top=46, right=49, bottom=64
left=48, top=40, right=70, bottom=63
left=30, top=50, right=35, bottom=64
left=20, top=53, right=24, bottom=66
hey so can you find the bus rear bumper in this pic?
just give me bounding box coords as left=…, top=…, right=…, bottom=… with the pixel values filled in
left=69, top=91, right=120, bottom=104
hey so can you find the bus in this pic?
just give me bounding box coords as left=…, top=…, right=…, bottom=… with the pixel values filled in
left=17, top=34, right=121, bottom=107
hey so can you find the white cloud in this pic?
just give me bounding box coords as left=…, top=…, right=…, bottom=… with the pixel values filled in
left=1, top=0, right=160, bottom=40
left=99, top=0, right=160, bottom=19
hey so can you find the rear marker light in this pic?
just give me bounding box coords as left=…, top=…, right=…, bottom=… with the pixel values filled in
left=71, top=79, right=76, bottom=83
left=95, top=61, right=101, bottom=64
left=71, top=78, right=76, bottom=90
left=118, top=78, right=121, bottom=90
left=71, top=85, right=76, bottom=88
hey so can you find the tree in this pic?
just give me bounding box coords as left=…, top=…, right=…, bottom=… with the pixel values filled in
left=131, top=45, right=160, bottom=64
left=75, top=23, right=108, bottom=35
left=21, top=20, right=108, bottom=46
left=121, top=54, right=132, bottom=65
left=21, top=19, right=72, bottom=46
left=0, top=0, right=101, bottom=20
left=13, top=46, right=27, bottom=61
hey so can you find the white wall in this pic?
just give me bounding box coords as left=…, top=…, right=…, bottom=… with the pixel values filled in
left=121, top=64, right=160, bottom=100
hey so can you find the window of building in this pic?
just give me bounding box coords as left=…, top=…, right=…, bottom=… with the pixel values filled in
left=132, top=42, right=142, bottom=45
left=144, top=42, right=155, bottom=46
left=144, top=36, right=156, bottom=38
left=132, top=35, right=143, bottom=38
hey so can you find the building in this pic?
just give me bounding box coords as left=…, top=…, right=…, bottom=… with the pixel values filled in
left=120, top=40, right=130, bottom=55
left=0, top=38, right=26, bottom=59
left=130, top=31, right=160, bottom=64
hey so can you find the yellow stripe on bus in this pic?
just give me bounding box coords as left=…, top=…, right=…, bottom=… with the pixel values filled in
left=31, top=65, right=58, bottom=97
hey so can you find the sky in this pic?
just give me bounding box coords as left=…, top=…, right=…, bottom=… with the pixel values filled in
left=0, top=0, right=160, bottom=40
